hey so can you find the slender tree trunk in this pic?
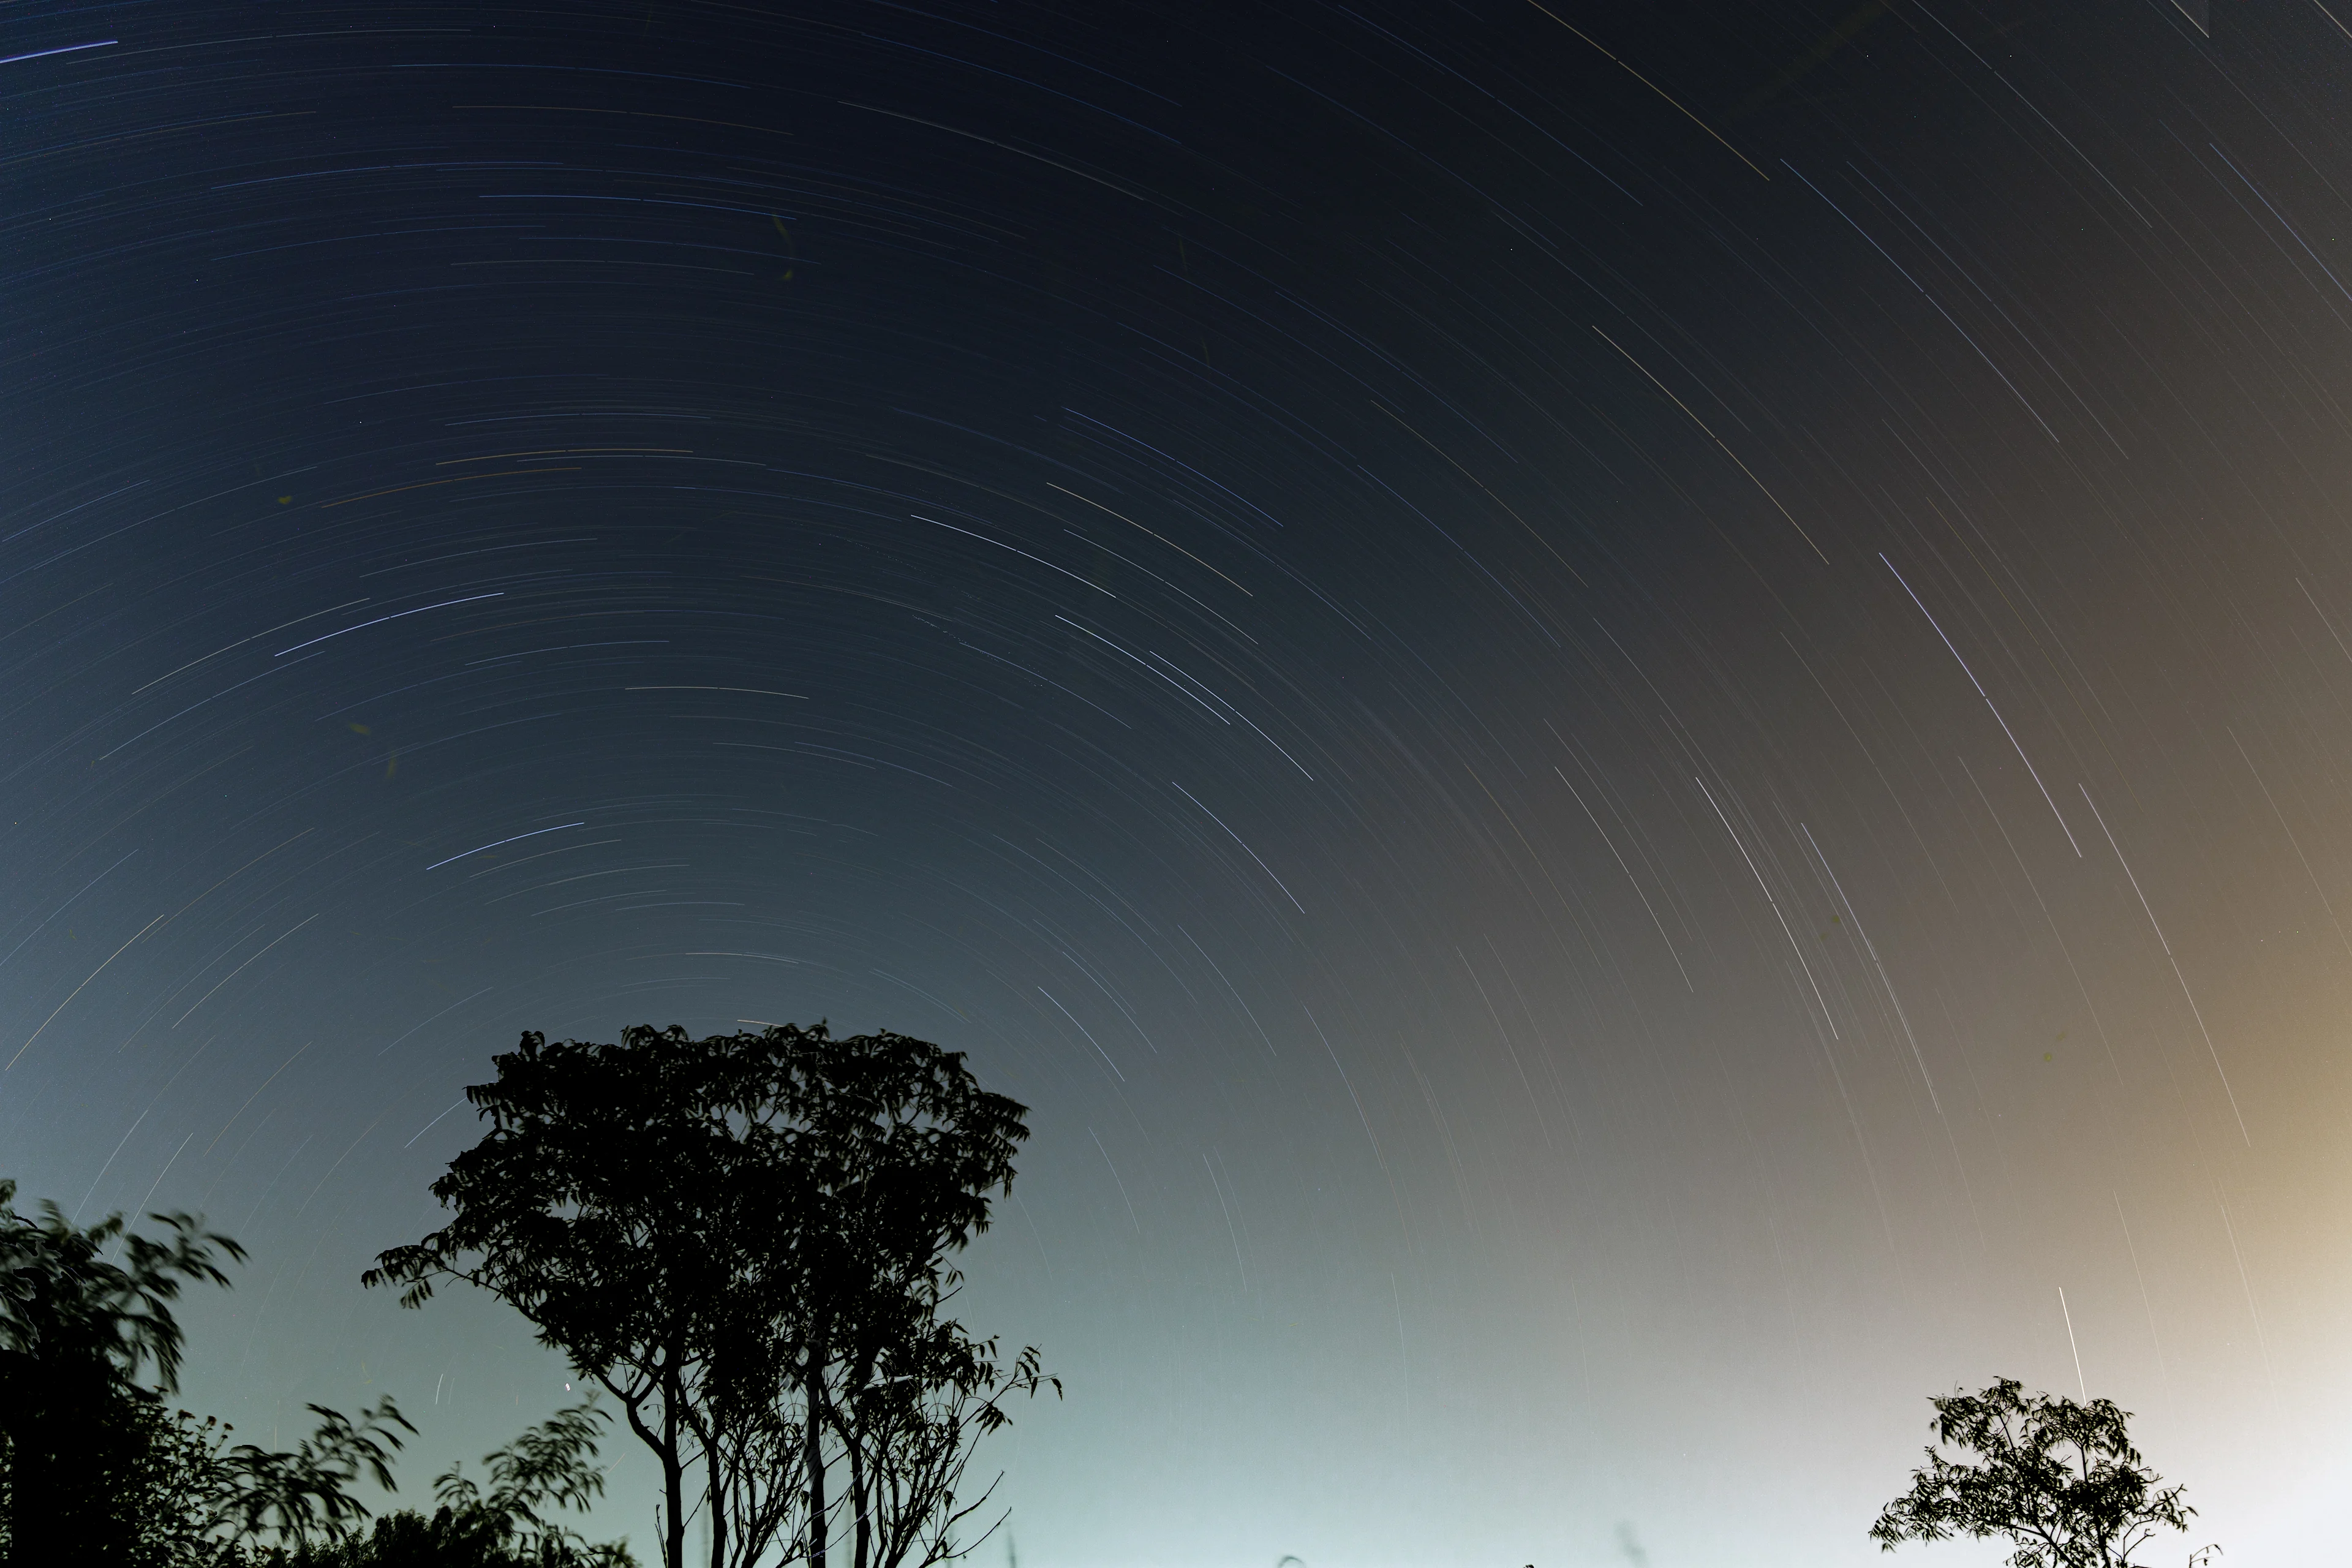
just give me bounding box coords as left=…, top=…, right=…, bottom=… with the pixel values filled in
left=663, top=1375, right=687, bottom=1568
left=614, top=1376, right=681, bottom=1568
left=707, top=1427, right=727, bottom=1568
left=846, top=1404, right=872, bottom=1568
left=842, top=1342, right=878, bottom=1568
left=805, top=1334, right=830, bottom=1568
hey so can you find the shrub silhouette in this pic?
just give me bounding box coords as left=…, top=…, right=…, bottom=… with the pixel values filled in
left=0, top=1176, right=246, bottom=1563
left=0, top=1180, right=633, bottom=1567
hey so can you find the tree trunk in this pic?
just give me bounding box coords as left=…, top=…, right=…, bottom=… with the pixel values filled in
left=663, top=1378, right=687, bottom=1568
left=707, top=1426, right=728, bottom=1568
left=843, top=1341, right=878, bottom=1568
left=846, top=1404, right=872, bottom=1568
left=805, top=1338, right=829, bottom=1568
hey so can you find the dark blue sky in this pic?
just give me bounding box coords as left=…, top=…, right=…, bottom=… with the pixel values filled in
left=6, top=2, right=2351, bottom=1561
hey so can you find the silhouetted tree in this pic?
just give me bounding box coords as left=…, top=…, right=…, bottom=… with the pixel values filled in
left=0, top=1177, right=244, bottom=1564
left=364, top=1023, right=1052, bottom=1568
left=1870, top=1378, right=2217, bottom=1568
left=0, top=1178, right=631, bottom=1566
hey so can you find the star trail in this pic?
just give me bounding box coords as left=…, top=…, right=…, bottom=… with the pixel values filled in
left=6, top=1, right=2351, bottom=1561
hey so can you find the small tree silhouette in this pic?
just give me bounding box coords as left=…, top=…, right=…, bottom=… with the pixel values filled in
left=1870, top=1378, right=2217, bottom=1568
left=366, top=1022, right=1053, bottom=1568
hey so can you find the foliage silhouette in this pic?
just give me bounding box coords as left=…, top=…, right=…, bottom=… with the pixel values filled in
left=0, top=1179, right=633, bottom=1567
left=424, top=1400, right=636, bottom=1566
left=364, top=1022, right=1054, bottom=1568
left=212, top=1396, right=417, bottom=1552
left=268, top=1506, right=629, bottom=1568
left=1, top=1175, right=246, bottom=1563
left=262, top=1402, right=638, bottom=1567
left=1869, top=1378, right=2217, bottom=1568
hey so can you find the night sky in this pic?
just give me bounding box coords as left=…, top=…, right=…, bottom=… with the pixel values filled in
left=6, top=1, right=2351, bottom=1561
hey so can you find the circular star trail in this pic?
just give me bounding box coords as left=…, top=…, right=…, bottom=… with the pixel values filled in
left=6, top=2, right=2352, bottom=1561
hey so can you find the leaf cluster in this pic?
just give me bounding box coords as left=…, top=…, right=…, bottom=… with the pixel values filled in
left=430, top=1401, right=631, bottom=1564
left=209, top=1396, right=417, bottom=1552
left=0, top=1175, right=246, bottom=1393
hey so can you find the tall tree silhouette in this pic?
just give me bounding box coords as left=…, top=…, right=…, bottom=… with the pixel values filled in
left=366, top=1022, right=1052, bottom=1568
left=1870, top=1378, right=2216, bottom=1568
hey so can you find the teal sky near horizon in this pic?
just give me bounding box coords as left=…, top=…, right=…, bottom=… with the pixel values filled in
left=5, top=1, right=2352, bottom=1562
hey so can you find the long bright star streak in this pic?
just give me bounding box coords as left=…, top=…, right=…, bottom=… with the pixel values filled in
left=377, top=986, right=497, bottom=1056
left=1591, top=326, right=1827, bottom=563
left=1147, top=650, right=1315, bottom=778
left=276, top=592, right=503, bottom=655
left=1700, top=778, right=1902, bottom=1259
left=74, top=1109, right=148, bottom=1222
left=123, top=1134, right=195, bottom=1242
left=1788, top=161, right=2060, bottom=442
left=1305, top=1005, right=1384, bottom=1166
left=2059, top=1287, right=2087, bottom=1399
left=173, top=912, right=323, bottom=1027
left=404, top=1099, right=469, bottom=1148
left=1882, top=553, right=2081, bottom=856
left=913, top=514, right=1115, bottom=596
left=1038, top=986, right=1124, bottom=1080
left=101, top=656, right=323, bottom=759
left=1557, top=767, right=1694, bottom=992
left=132, top=600, right=368, bottom=695
left=1047, top=483, right=1254, bottom=594
left=1178, top=925, right=1276, bottom=1055
left=1057, top=616, right=1226, bottom=721
left=425, top=823, right=586, bottom=870
left=4, top=908, right=171, bottom=1072
left=2078, top=783, right=2250, bottom=1146
left=1801, top=824, right=1938, bottom=1113
left=1169, top=782, right=1305, bottom=913
left=2209, top=142, right=2352, bottom=308
left=1202, top=1153, right=1248, bottom=1292
left=1, top=40, right=116, bottom=65
left=2226, top=726, right=2352, bottom=960
left=1694, top=777, right=1836, bottom=1038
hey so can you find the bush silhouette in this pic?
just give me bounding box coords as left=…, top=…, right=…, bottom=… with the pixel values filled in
left=0, top=1180, right=633, bottom=1567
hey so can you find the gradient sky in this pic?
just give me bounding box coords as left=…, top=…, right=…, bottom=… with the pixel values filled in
left=5, top=1, right=2351, bottom=1562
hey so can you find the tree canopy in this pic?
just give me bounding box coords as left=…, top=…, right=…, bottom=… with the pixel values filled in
left=364, top=1021, right=1051, bottom=1568
left=1870, top=1378, right=2215, bottom=1568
